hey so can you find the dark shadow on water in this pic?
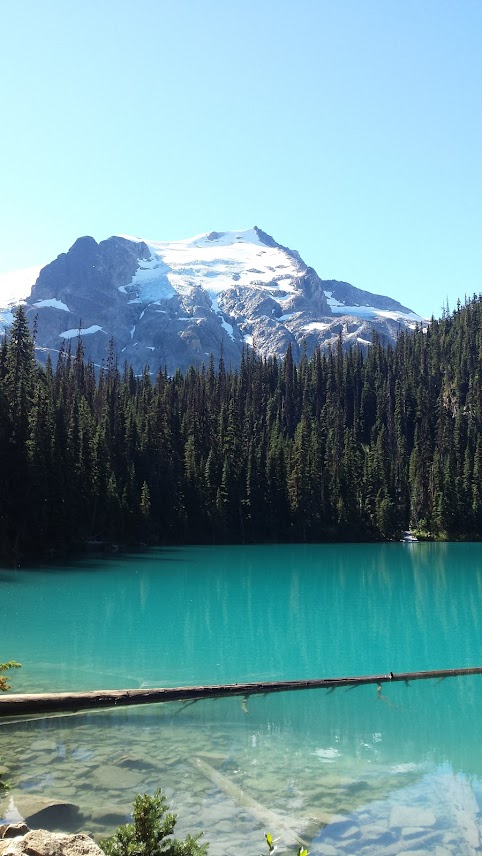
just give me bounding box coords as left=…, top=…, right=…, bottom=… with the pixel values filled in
left=0, top=701, right=200, bottom=733
left=2, top=546, right=186, bottom=575
left=0, top=572, right=22, bottom=584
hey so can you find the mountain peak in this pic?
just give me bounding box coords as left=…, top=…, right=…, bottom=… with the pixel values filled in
left=253, top=226, right=279, bottom=248
left=0, top=227, right=422, bottom=375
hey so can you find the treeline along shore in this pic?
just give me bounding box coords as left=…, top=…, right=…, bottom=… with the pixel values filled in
left=2, top=297, right=482, bottom=562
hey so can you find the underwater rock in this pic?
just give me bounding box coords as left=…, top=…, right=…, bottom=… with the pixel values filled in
left=115, top=756, right=162, bottom=773
left=91, top=766, right=144, bottom=790
left=389, top=804, right=437, bottom=830
left=315, top=844, right=339, bottom=856
left=88, top=807, right=130, bottom=827
left=2, top=796, right=82, bottom=831
left=29, top=741, right=58, bottom=753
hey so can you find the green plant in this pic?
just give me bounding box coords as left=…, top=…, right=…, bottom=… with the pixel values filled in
left=100, top=789, right=207, bottom=856
left=99, top=791, right=310, bottom=856
left=0, top=661, right=21, bottom=692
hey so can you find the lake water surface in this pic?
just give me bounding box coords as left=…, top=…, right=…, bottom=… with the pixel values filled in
left=1, top=543, right=482, bottom=855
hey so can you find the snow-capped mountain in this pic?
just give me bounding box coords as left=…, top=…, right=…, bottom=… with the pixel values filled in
left=0, top=227, right=422, bottom=374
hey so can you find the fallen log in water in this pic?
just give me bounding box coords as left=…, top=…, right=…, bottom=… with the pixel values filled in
left=0, top=666, right=481, bottom=717
left=189, top=756, right=313, bottom=848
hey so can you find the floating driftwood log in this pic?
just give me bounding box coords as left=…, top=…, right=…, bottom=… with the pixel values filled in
left=1, top=667, right=481, bottom=717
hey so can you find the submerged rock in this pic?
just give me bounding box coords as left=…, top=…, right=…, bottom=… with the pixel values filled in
left=389, top=804, right=437, bottom=830
left=91, top=765, right=144, bottom=790
left=0, top=797, right=83, bottom=831
left=88, top=806, right=130, bottom=827
left=29, top=741, right=58, bottom=753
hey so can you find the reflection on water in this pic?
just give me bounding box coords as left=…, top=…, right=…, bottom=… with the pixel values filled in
left=1, top=543, right=482, bottom=853
left=3, top=543, right=482, bottom=693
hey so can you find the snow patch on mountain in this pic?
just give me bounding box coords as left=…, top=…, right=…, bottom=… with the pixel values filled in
left=34, top=298, right=70, bottom=311
left=0, top=310, right=14, bottom=329
left=211, top=294, right=235, bottom=340
left=118, top=252, right=176, bottom=303
left=325, top=292, right=421, bottom=325
left=304, top=321, right=331, bottom=332
left=60, top=325, right=105, bottom=339
left=120, top=228, right=304, bottom=302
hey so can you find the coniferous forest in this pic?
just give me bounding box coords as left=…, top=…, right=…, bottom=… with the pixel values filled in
left=2, top=297, right=482, bottom=562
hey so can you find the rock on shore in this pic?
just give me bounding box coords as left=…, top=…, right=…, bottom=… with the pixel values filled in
left=0, top=824, right=103, bottom=856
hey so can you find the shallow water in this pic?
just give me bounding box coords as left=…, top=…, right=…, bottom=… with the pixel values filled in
left=1, top=543, right=482, bottom=854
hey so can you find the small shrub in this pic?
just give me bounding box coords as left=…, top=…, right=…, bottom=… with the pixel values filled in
left=100, top=788, right=207, bottom=856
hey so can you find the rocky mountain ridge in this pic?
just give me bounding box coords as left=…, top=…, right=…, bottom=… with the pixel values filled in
left=0, top=227, right=422, bottom=374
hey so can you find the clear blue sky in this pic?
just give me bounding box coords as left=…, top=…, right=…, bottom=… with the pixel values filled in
left=1, top=0, right=481, bottom=318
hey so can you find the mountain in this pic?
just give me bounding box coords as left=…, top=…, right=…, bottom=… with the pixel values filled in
left=0, top=227, right=422, bottom=374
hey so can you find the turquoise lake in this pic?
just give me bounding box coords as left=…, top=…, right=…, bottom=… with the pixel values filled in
left=1, top=543, right=482, bottom=855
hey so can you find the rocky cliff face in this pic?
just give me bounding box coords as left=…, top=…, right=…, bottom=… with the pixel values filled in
left=1, top=227, right=422, bottom=374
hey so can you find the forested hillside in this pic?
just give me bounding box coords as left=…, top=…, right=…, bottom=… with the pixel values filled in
left=1, top=298, right=482, bottom=562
